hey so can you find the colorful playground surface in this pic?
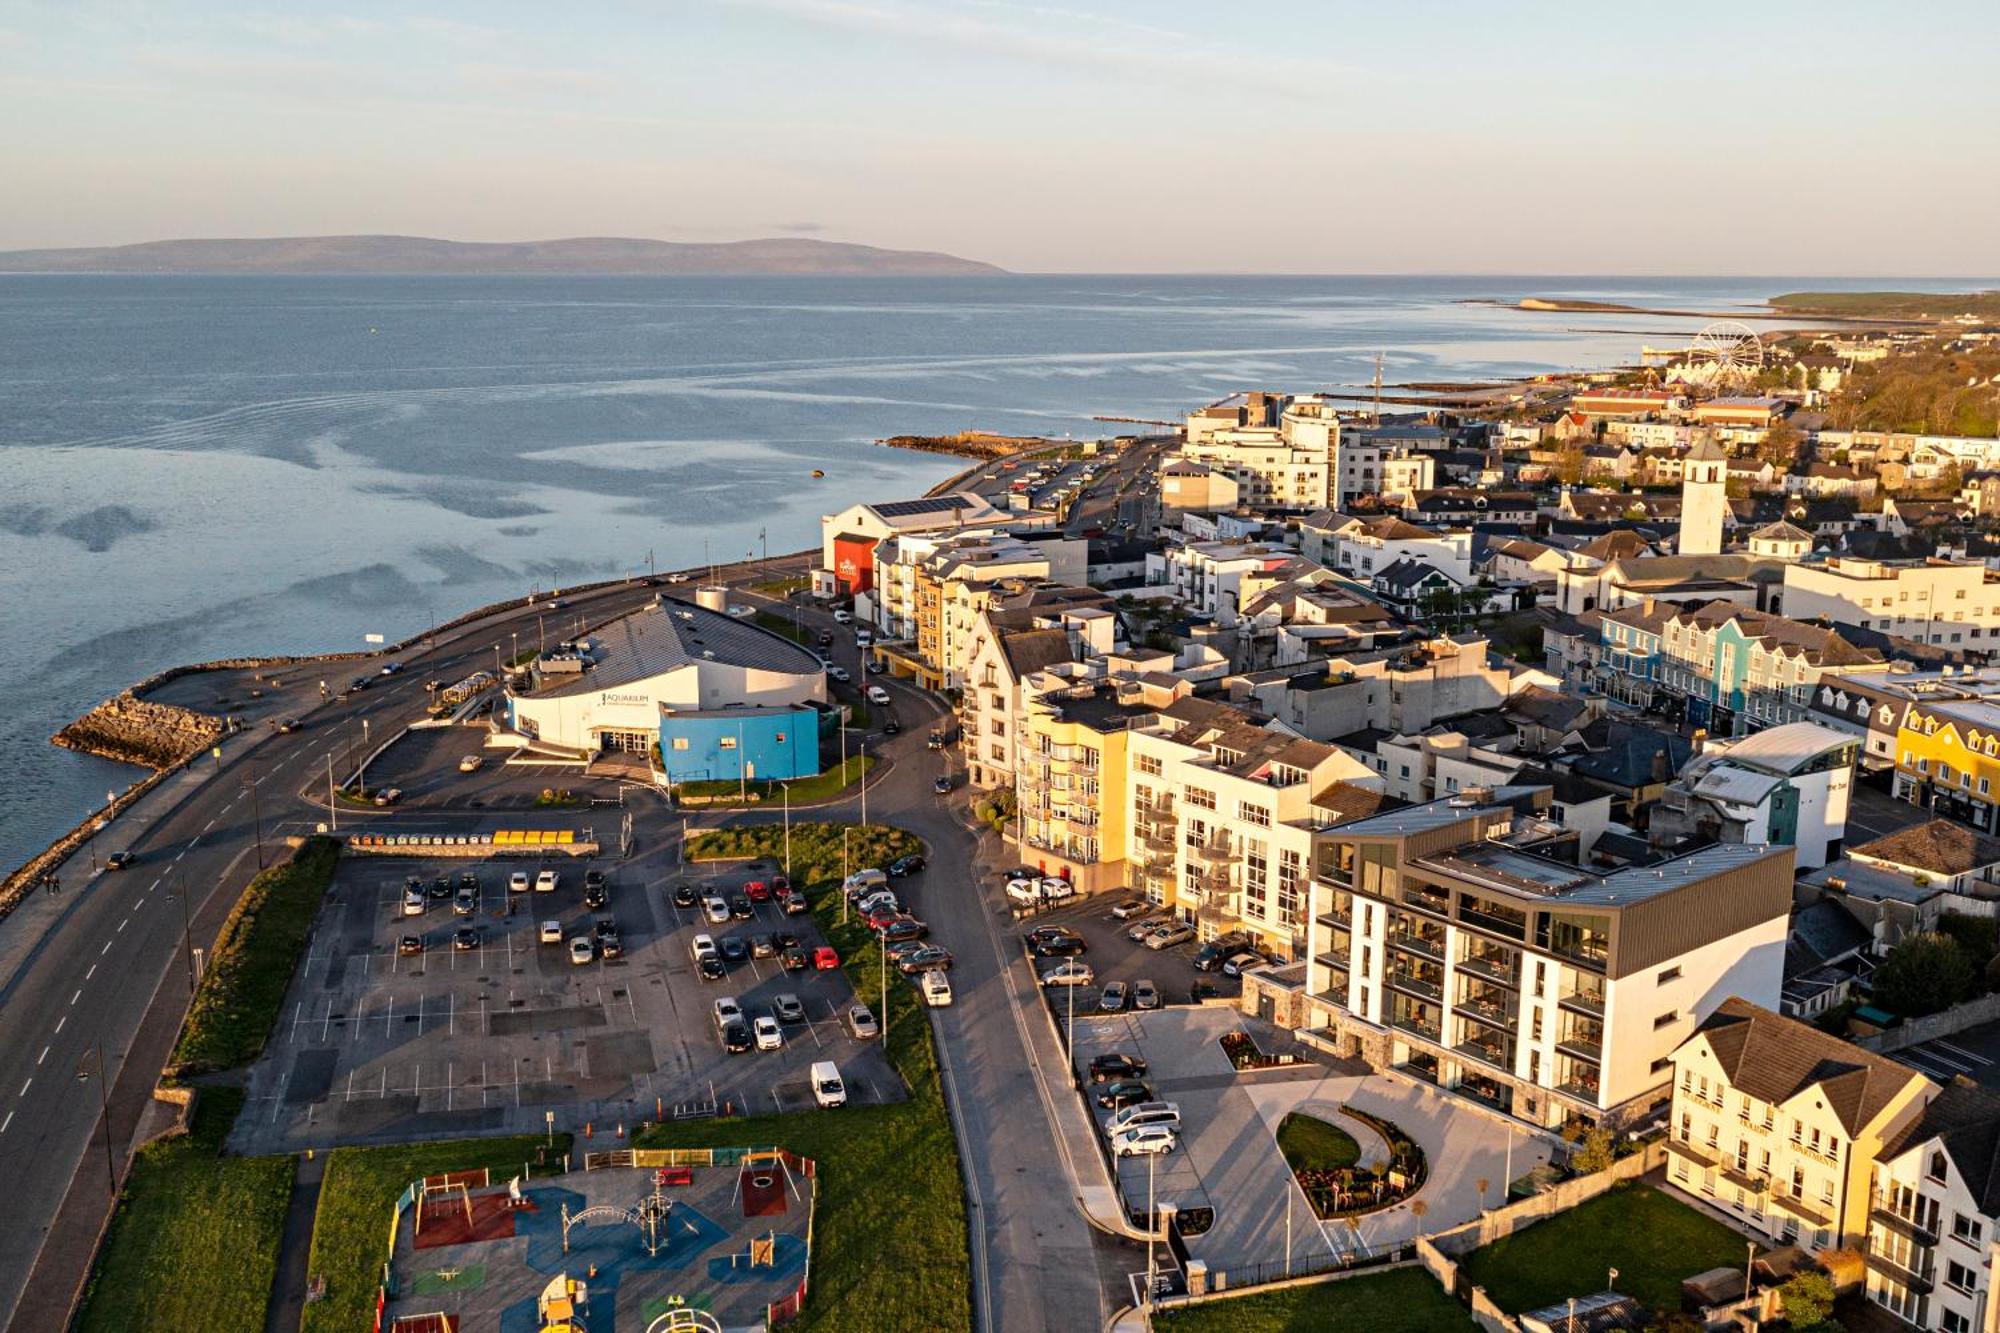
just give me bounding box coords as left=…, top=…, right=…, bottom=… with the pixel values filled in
left=379, top=1147, right=815, bottom=1333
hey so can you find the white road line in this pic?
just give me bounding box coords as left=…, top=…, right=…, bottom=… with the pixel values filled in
left=37, top=1047, right=49, bottom=1066
left=0, top=1112, right=12, bottom=1134
left=70, top=989, right=82, bottom=1005
left=55, top=1016, right=66, bottom=1034
left=86, top=964, right=97, bottom=980
left=18, top=1079, right=31, bottom=1097
left=117, top=917, right=128, bottom=932
left=100, top=941, right=112, bottom=955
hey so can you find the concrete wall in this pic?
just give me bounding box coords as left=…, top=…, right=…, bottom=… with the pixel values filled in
left=1426, top=1141, right=1666, bottom=1260
left=1858, top=989, right=2000, bottom=1054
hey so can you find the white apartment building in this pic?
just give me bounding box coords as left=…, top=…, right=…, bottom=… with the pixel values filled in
left=1124, top=697, right=1380, bottom=958
left=1145, top=541, right=1301, bottom=626
left=1667, top=999, right=1934, bottom=1260
left=1783, top=556, right=2000, bottom=649
left=1865, top=1079, right=2000, bottom=1332
left=1333, top=435, right=1439, bottom=506
left=1177, top=429, right=1330, bottom=509
left=1303, top=799, right=1794, bottom=1129
left=1648, top=722, right=1858, bottom=870
left=1325, top=517, right=1473, bottom=584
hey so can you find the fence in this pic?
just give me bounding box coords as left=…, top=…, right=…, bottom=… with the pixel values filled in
left=373, top=1155, right=562, bottom=1332
left=1856, top=990, right=2000, bottom=1053
left=1424, top=1140, right=1665, bottom=1259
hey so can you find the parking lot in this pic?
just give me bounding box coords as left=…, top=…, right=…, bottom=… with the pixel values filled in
left=1066, top=1007, right=1550, bottom=1283
left=1013, top=890, right=1242, bottom=1012
left=232, top=834, right=902, bottom=1155
left=1893, top=1019, right=2000, bottom=1087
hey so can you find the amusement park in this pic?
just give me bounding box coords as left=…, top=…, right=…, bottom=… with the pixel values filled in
left=375, top=1146, right=816, bottom=1333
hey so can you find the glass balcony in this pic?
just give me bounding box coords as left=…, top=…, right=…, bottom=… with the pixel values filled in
left=1871, top=1198, right=1940, bottom=1246
left=1388, top=929, right=1445, bottom=963
left=1452, top=1033, right=1513, bottom=1073
left=1557, top=982, right=1605, bottom=1017
left=1387, top=967, right=1443, bottom=1002
left=1556, top=1074, right=1603, bottom=1102
left=1455, top=992, right=1516, bottom=1030
left=1389, top=1010, right=1441, bottom=1043
left=1457, top=947, right=1519, bottom=988
left=1863, top=1249, right=1935, bottom=1295
left=1314, top=952, right=1351, bottom=977
left=1557, top=1033, right=1603, bottom=1064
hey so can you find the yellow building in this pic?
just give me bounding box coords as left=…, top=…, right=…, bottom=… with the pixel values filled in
left=1014, top=676, right=1183, bottom=893
left=1667, top=998, right=1935, bottom=1256
left=1891, top=700, right=2000, bottom=833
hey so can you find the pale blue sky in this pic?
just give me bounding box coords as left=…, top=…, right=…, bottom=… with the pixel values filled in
left=3, top=1, right=1997, bottom=272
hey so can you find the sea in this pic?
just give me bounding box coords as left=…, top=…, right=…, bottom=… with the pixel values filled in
left=0, top=272, right=1984, bottom=874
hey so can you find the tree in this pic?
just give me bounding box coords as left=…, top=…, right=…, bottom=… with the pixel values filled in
left=1873, top=932, right=1977, bottom=1017
left=1555, top=443, right=1586, bottom=487
left=1758, top=418, right=1803, bottom=470
left=1569, top=1124, right=1616, bottom=1174
left=1777, top=1271, right=1838, bottom=1331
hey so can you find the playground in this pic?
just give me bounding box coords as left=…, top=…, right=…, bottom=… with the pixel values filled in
left=378, top=1148, right=815, bottom=1333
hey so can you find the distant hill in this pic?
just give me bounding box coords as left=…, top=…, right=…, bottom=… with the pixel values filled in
left=1769, top=290, right=2000, bottom=322
left=0, top=234, right=1006, bottom=276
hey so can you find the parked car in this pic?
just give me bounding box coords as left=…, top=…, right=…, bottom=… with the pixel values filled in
left=1145, top=923, right=1196, bottom=950
left=1109, top=898, right=1152, bottom=921
left=876, top=918, right=928, bottom=944
left=866, top=685, right=891, bottom=706
left=453, top=887, right=477, bottom=916
left=597, top=932, right=623, bottom=960
left=1095, top=1079, right=1153, bottom=1111
left=844, top=1004, right=880, bottom=1039
left=568, top=936, right=595, bottom=965
left=697, top=955, right=728, bottom=981
left=833, top=608, right=853, bottom=624
left=458, top=754, right=483, bottom=773
left=1089, top=1053, right=1149, bottom=1082
left=752, top=1015, right=784, bottom=1051
left=711, top=996, right=744, bottom=1029
left=593, top=916, right=619, bottom=943
left=1221, top=950, right=1265, bottom=977
left=1098, top=981, right=1129, bottom=1012
left=719, top=936, right=750, bottom=964
left=744, top=879, right=772, bottom=902
left=427, top=876, right=454, bottom=900
left=702, top=896, right=731, bottom=924
left=772, top=993, right=807, bottom=1024
left=897, top=946, right=953, bottom=974
left=690, top=933, right=718, bottom=962
left=780, top=890, right=810, bottom=916
left=398, top=935, right=424, bottom=956
left=402, top=889, right=426, bottom=917
left=750, top=933, right=779, bottom=960
left=1132, top=979, right=1161, bottom=1011
left=1111, top=1125, right=1177, bottom=1159
left=813, top=946, right=840, bottom=970
left=539, top=920, right=562, bottom=944
left=534, top=869, right=558, bottom=893
left=887, top=853, right=926, bottom=878
left=855, top=889, right=901, bottom=915
left=719, top=1019, right=752, bottom=1053
left=672, top=882, right=698, bottom=908
left=829, top=666, right=850, bottom=683
left=453, top=927, right=480, bottom=951
left=1040, top=960, right=1094, bottom=988
left=104, top=851, right=135, bottom=871
left=1109, top=1101, right=1181, bottom=1135
left=728, top=893, right=755, bottom=920
left=1191, top=937, right=1250, bottom=972
left=1032, top=934, right=1088, bottom=959
left=1024, top=924, right=1081, bottom=949
left=775, top=931, right=802, bottom=952
left=885, top=939, right=930, bottom=965
left=781, top=946, right=810, bottom=971
left=509, top=871, right=530, bottom=894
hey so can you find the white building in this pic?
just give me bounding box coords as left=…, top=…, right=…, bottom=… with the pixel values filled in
left=1324, top=517, right=1473, bottom=584
left=1783, top=556, right=2000, bottom=648
left=1680, top=437, right=1728, bottom=556
left=1650, top=721, right=1858, bottom=870
left=1865, top=1078, right=2000, bottom=1332
left=1145, top=541, right=1303, bottom=626
left=1302, top=797, right=1795, bottom=1128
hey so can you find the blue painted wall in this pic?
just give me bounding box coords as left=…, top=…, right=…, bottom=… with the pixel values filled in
left=658, top=709, right=820, bottom=784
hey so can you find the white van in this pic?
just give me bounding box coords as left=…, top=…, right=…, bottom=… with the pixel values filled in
left=1108, top=1101, right=1181, bottom=1136
left=810, top=1060, right=847, bottom=1109
left=920, top=969, right=953, bottom=1008
left=843, top=869, right=888, bottom=897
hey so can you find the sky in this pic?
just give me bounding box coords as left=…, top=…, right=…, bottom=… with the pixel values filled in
left=3, top=0, right=1998, bottom=274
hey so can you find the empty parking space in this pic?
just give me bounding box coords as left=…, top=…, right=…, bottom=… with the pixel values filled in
left=1895, top=1020, right=2000, bottom=1087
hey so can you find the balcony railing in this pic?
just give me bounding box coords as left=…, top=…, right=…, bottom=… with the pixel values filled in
left=1318, top=902, right=1352, bottom=928
left=1387, top=970, right=1443, bottom=1002
left=1557, top=987, right=1605, bottom=1017
left=1389, top=1013, right=1441, bottom=1043
left=1457, top=952, right=1519, bottom=988
left=1556, top=1076, right=1602, bottom=1102
left=1456, top=998, right=1516, bottom=1030
left=1871, top=1204, right=1941, bottom=1247
left=1315, top=952, right=1351, bottom=976
left=1458, top=906, right=1527, bottom=940
left=1863, top=1249, right=1935, bottom=1295
left=1453, top=1038, right=1513, bottom=1073
left=1557, top=1035, right=1604, bottom=1064
left=1389, top=932, right=1445, bottom=963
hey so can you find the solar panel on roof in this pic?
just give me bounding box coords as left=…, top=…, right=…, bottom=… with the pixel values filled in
left=871, top=496, right=972, bottom=519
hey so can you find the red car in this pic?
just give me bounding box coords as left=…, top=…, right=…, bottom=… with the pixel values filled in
left=771, top=873, right=791, bottom=893
left=744, top=879, right=772, bottom=902
left=813, top=945, right=840, bottom=970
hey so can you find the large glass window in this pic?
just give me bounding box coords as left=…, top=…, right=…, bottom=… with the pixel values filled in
left=1459, top=893, right=1526, bottom=939
left=1358, top=844, right=1400, bottom=898
left=1538, top=911, right=1610, bottom=966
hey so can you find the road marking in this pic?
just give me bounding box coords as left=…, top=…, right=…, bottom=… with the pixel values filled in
left=101, top=941, right=112, bottom=954
left=117, top=916, right=128, bottom=932
left=0, top=1112, right=11, bottom=1134
left=37, top=1047, right=49, bottom=1066
left=55, top=1016, right=66, bottom=1034
left=86, top=964, right=96, bottom=980
left=18, top=1079, right=31, bottom=1096
left=71, top=989, right=82, bottom=1005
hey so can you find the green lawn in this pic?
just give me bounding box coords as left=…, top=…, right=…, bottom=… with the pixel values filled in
left=168, top=837, right=340, bottom=1076
left=1156, top=1266, right=1473, bottom=1333
left=1277, top=1112, right=1361, bottom=1171
left=1458, top=1183, right=1748, bottom=1314
left=646, top=820, right=967, bottom=1332
left=301, top=1134, right=571, bottom=1333
left=75, top=1089, right=294, bottom=1333
left=754, top=610, right=812, bottom=644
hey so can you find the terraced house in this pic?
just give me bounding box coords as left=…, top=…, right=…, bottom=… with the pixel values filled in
left=1865, top=1078, right=2000, bottom=1331
left=1667, top=1000, right=1934, bottom=1260
left=1891, top=693, right=2000, bottom=834
left=1598, top=599, right=1881, bottom=737
left=1301, top=794, right=1793, bottom=1130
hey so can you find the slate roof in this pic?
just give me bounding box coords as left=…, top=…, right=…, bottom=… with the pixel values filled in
left=1308, top=781, right=1408, bottom=824
left=1373, top=558, right=1457, bottom=594
left=1562, top=722, right=1691, bottom=790
left=1576, top=529, right=1653, bottom=563
left=1851, top=819, right=2000, bottom=877
left=1885, top=1079, right=2000, bottom=1213
left=1787, top=898, right=1871, bottom=972
left=997, top=627, right=1074, bottom=680
left=1690, top=997, right=1926, bottom=1137
left=1505, top=686, right=1592, bottom=733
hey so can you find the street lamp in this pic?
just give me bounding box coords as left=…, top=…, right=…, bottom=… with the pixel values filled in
left=242, top=778, right=264, bottom=869
left=172, top=877, right=198, bottom=993
left=76, top=1044, right=117, bottom=1199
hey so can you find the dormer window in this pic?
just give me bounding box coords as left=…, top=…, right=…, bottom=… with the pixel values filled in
left=1930, top=1150, right=1950, bottom=1183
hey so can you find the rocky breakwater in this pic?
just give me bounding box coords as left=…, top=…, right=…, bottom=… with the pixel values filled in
left=53, top=690, right=224, bottom=771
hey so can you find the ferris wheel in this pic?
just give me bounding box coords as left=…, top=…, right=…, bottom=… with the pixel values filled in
left=1685, top=321, right=1766, bottom=386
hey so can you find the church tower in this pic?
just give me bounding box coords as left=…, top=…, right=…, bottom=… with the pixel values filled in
left=1679, top=437, right=1727, bottom=556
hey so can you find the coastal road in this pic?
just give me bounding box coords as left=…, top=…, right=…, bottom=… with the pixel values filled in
left=0, top=559, right=798, bottom=1332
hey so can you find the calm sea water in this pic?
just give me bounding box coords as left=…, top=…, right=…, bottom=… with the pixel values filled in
left=0, top=272, right=1983, bottom=871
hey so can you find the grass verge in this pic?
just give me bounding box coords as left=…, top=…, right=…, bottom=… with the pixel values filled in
left=301, top=1134, right=572, bottom=1333
left=1458, top=1182, right=1748, bottom=1313
left=1276, top=1112, right=1360, bottom=1171
left=650, top=820, right=967, bottom=1332
left=1155, top=1266, right=1473, bottom=1332
left=678, top=755, right=876, bottom=808
left=168, top=837, right=340, bottom=1076
left=75, top=1089, right=294, bottom=1333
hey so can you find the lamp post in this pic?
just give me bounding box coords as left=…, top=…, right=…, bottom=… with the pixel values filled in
left=77, top=1044, right=117, bottom=1199
left=243, top=778, right=264, bottom=869
left=173, top=876, right=197, bottom=993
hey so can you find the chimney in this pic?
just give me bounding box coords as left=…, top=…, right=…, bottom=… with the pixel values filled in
left=1651, top=749, right=1669, bottom=784
left=1642, top=596, right=1656, bottom=616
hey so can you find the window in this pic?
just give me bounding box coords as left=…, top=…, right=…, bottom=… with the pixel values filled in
left=1184, top=786, right=1216, bottom=811
left=718, top=736, right=737, bottom=750
left=1651, top=1056, right=1673, bottom=1075
left=1654, top=1011, right=1678, bottom=1030
left=1943, top=1312, right=1972, bottom=1333
left=671, top=737, right=690, bottom=751
left=1931, top=1151, right=1951, bottom=1183
left=1657, top=966, right=1682, bottom=984
left=1136, top=754, right=1162, bottom=777
left=1953, top=1212, right=1984, bottom=1245
left=1237, top=801, right=1271, bottom=828
left=1947, top=1259, right=1976, bottom=1294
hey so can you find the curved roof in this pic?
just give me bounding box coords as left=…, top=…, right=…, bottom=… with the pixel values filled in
left=525, top=596, right=822, bottom=699
left=1719, top=720, right=1855, bottom=775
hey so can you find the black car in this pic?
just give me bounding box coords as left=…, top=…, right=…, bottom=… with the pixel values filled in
left=274, top=718, right=302, bottom=733
left=598, top=934, right=624, bottom=960
left=1088, top=1053, right=1148, bottom=1082
left=883, top=718, right=900, bottom=735
left=775, top=931, right=802, bottom=951
left=751, top=933, right=779, bottom=960
left=593, top=916, right=619, bottom=942
left=719, top=1019, right=752, bottom=1053
left=818, top=631, right=833, bottom=647
left=427, top=877, right=454, bottom=900
left=584, top=885, right=608, bottom=910
left=1191, top=938, right=1249, bottom=973
left=1033, top=935, right=1088, bottom=959
left=584, top=869, right=607, bottom=893
left=452, top=927, right=480, bottom=951
left=728, top=894, right=755, bottom=920
left=697, top=955, right=728, bottom=981
left=897, top=946, right=953, bottom=974
left=780, top=892, right=810, bottom=916
left=780, top=946, right=810, bottom=971
left=1095, top=1079, right=1154, bottom=1111
left=887, top=853, right=926, bottom=878
left=671, top=882, right=698, bottom=908
left=458, top=871, right=480, bottom=890
left=719, top=936, right=750, bottom=964
left=1025, top=924, right=1078, bottom=946
left=104, top=851, right=135, bottom=871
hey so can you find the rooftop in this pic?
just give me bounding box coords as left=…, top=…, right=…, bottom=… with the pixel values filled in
left=518, top=596, right=823, bottom=699
left=1851, top=819, right=2000, bottom=877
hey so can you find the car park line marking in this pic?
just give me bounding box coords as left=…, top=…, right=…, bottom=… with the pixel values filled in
left=70, top=990, right=81, bottom=1005
left=1, top=1112, right=12, bottom=1134
left=54, top=1016, right=65, bottom=1035
left=85, top=963, right=96, bottom=980
left=36, top=1047, right=48, bottom=1066
left=18, top=1079, right=31, bottom=1097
